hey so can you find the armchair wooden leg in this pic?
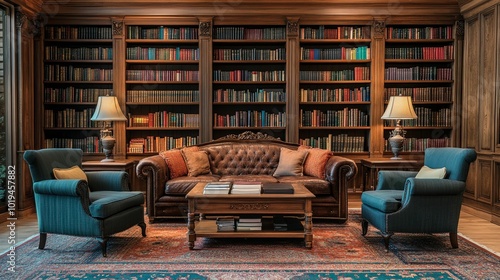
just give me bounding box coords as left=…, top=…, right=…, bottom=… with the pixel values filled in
left=139, top=222, right=147, bottom=237
left=382, top=233, right=393, bottom=252
left=450, top=232, right=458, bottom=248
left=38, top=233, right=47, bottom=249
left=99, top=238, right=108, bottom=257
left=361, top=220, right=368, bottom=236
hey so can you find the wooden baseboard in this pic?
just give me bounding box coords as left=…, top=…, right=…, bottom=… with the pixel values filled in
left=462, top=205, right=495, bottom=222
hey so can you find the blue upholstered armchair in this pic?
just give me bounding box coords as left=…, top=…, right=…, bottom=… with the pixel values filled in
left=23, top=148, right=146, bottom=256
left=361, top=148, right=477, bottom=250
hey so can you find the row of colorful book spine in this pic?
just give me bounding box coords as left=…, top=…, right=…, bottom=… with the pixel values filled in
left=385, top=137, right=451, bottom=152
left=386, top=26, right=453, bottom=40
left=384, top=107, right=452, bottom=127
left=300, top=87, right=370, bottom=102
left=213, top=48, right=286, bottom=61
left=127, top=26, right=199, bottom=40
left=213, top=70, right=285, bottom=82
left=44, top=65, right=112, bottom=81
left=128, top=112, right=199, bottom=128
left=44, top=137, right=102, bottom=153
left=300, top=26, right=371, bottom=40
left=45, top=26, right=112, bottom=40
left=385, top=46, right=453, bottom=60
left=128, top=136, right=199, bottom=153
left=213, top=89, right=285, bottom=102
left=384, top=67, right=452, bottom=80
left=301, top=46, right=370, bottom=60
left=126, top=70, right=198, bottom=81
left=214, top=111, right=286, bottom=127
left=384, top=87, right=452, bottom=102
left=300, top=134, right=365, bottom=152
left=44, top=87, right=112, bottom=103
left=44, top=109, right=103, bottom=128
left=300, top=67, right=370, bottom=81
left=126, top=47, right=199, bottom=60
left=214, top=27, right=286, bottom=40
left=126, top=90, right=199, bottom=103
left=45, top=46, right=113, bottom=60
left=300, top=108, right=369, bottom=127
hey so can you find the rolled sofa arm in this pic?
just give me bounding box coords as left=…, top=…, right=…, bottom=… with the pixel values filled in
left=136, top=155, right=169, bottom=217
left=325, top=155, right=358, bottom=186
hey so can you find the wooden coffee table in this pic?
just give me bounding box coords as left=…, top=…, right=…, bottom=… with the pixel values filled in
left=185, top=182, right=315, bottom=249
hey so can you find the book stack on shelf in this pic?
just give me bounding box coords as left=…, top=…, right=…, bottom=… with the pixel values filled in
left=216, top=217, right=236, bottom=232
left=203, top=182, right=232, bottom=194
left=230, top=181, right=262, bottom=194
left=236, top=215, right=262, bottom=231
left=273, top=215, right=288, bottom=231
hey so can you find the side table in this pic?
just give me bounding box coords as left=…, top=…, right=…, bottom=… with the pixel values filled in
left=361, top=158, right=423, bottom=191
left=82, top=159, right=140, bottom=191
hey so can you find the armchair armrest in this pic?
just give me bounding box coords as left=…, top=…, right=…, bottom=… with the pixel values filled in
left=401, top=178, right=465, bottom=208
left=376, top=170, right=418, bottom=191
left=86, top=171, right=129, bottom=192
left=136, top=155, right=169, bottom=217
left=33, top=179, right=88, bottom=197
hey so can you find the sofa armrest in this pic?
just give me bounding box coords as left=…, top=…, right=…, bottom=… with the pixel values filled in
left=137, top=155, right=169, bottom=217
left=325, top=155, right=358, bottom=185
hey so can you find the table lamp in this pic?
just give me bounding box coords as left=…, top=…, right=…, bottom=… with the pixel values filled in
left=381, top=95, right=417, bottom=160
left=91, top=95, right=127, bottom=162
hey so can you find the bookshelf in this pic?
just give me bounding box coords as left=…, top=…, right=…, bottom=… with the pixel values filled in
left=42, top=24, right=113, bottom=153
left=212, top=25, right=287, bottom=140
left=383, top=25, right=455, bottom=154
left=125, top=24, right=201, bottom=155
left=298, top=25, right=371, bottom=153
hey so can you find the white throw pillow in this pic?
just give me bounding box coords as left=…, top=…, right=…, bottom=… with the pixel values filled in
left=415, top=165, right=447, bottom=179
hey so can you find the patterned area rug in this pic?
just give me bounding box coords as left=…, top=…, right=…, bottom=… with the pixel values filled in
left=2, top=213, right=500, bottom=279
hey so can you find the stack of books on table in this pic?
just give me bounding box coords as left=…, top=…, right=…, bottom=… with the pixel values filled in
left=230, top=181, right=262, bottom=194
left=262, top=182, right=294, bottom=194
left=203, top=182, right=232, bottom=194
left=216, top=217, right=236, bottom=232
left=236, top=215, right=262, bottom=231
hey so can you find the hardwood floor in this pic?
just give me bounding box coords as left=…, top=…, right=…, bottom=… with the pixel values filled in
left=1, top=203, right=499, bottom=255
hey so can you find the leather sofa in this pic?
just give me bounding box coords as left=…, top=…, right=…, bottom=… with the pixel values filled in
left=137, top=132, right=357, bottom=223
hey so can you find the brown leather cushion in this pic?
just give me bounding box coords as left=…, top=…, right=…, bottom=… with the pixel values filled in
left=219, top=175, right=278, bottom=183
left=278, top=176, right=331, bottom=195
left=164, top=174, right=220, bottom=195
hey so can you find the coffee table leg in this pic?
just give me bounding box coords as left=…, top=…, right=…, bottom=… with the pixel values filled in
left=304, top=212, right=313, bottom=248
left=187, top=212, right=195, bottom=249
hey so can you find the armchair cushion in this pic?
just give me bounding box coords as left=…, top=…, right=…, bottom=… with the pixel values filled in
left=53, top=166, right=88, bottom=182
left=89, top=191, right=144, bottom=218
left=273, top=147, right=309, bottom=176
left=361, top=190, right=403, bottom=213
left=415, top=165, right=447, bottom=179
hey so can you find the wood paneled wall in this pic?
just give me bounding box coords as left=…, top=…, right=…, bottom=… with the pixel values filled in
left=461, top=1, right=500, bottom=224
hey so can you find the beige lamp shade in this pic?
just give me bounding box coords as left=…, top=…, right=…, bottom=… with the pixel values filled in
left=91, top=96, right=127, bottom=121
left=381, top=95, right=418, bottom=120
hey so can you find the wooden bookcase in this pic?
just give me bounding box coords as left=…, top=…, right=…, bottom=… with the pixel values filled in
left=37, top=16, right=461, bottom=193
left=211, top=25, right=288, bottom=140
left=383, top=25, right=456, bottom=155
left=298, top=25, right=372, bottom=153
left=42, top=23, right=113, bottom=154
left=124, top=23, right=201, bottom=156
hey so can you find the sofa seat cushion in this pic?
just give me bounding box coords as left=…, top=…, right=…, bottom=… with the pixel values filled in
left=219, top=175, right=278, bottom=183
left=89, top=191, right=144, bottom=218
left=278, top=176, right=331, bottom=195
left=165, top=175, right=220, bottom=196
left=361, top=190, right=403, bottom=213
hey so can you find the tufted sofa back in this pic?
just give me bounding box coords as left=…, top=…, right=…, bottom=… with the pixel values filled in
left=197, top=138, right=299, bottom=176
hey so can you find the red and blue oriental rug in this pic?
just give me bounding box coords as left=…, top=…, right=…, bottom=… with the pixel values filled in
left=2, top=213, right=499, bottom=279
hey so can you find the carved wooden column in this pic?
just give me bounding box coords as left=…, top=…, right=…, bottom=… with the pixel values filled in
left=198, top=18, right=213, bottom=143
left=453, top=17, right=464, bottom=148
left=370, top=19, right=386, bottom=157
left=111, top=18, right=126, bottom=159
left=286, top=17, right=300, bottom=143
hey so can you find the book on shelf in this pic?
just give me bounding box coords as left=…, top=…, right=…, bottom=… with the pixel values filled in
left=273, top=215, right=288, bottom=231
left=230, top=181, right=262, bottom=194
left=216, top=217, right=236, bottom=232
left=238, top=215, right=262, bottom=223
left=203, top=182, right=232, bottom=195
left=262, top=182, right=294, bottom=194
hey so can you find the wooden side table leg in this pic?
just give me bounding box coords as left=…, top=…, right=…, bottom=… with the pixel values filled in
left=187, top=212, right=196, bottom=250
left=304, top=212, right=313, bottom=248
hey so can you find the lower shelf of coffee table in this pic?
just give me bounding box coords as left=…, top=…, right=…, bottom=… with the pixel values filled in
left=194, top=219, right=307, bottom=239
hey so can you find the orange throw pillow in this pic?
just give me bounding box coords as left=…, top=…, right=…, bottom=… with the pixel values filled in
left=298, top=146, right=332, bottom=178
left=159, top=149, right=188, bottom=179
